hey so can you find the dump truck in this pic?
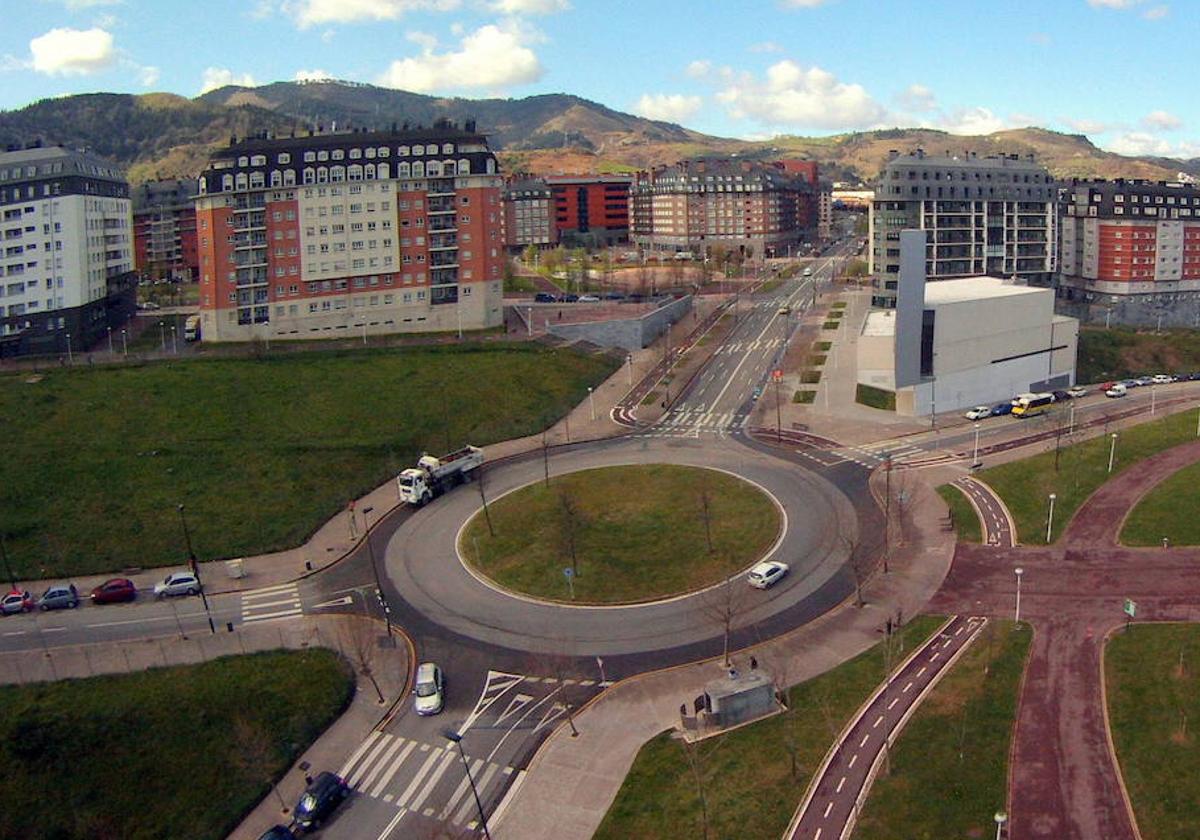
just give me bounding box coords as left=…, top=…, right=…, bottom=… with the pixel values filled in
left=397, top=445, right=484, bottom=505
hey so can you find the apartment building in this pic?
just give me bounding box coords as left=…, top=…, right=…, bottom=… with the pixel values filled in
left=1059, top=178, right=1200, bottom=327
left=133, top=178, right=199, bottom=282
left=502, top=177, right=556, bottom=251
left=630, top=159, right=814, bottom=258
left=194, top=123, right=504, bottom=342
left=0, top=146, right=135, bottom=357
left=545, top=174, right=632, bottom=248
left=869, top=150, right=1056, bottom=308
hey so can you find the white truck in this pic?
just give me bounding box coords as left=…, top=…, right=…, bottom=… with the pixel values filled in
left=398, top=445, right=484, bottom=505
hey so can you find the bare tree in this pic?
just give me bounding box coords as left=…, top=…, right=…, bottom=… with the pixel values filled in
left=475, top=463, right=495, bottom=537
left=700, top=576, right=751, bottom=667
left=677, top=735, right=711, bottom=840
left=760, top=655, right=804, bottom=779
left=232, top=716, right=288, bottom=813
left=558, top=487, right=583, bottom=578
left=840, top=531, right=869, bottom=608
left=698, top=482, right=715, bottom=554
left=342, top=618, right=386, bottom=704
left=889, top=468, right=925, bottom=548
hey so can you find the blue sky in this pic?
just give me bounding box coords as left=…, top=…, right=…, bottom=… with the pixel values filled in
left=1, top=0, right=1195, bottom=158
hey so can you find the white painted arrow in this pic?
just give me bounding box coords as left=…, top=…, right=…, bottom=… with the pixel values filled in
left=311, top=595, right=353, bottom=609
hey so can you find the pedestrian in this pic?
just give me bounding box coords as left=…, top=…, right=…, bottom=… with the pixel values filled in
left=750, top=656, right=758, bottom=671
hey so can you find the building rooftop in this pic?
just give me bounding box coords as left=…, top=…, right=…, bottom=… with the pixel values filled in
left=923, top=275, right=1044, bottom=305
left=863, top=310, right=896, bottom=337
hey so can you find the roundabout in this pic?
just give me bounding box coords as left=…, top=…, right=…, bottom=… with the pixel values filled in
left=459, top=463, right=782, bottom=605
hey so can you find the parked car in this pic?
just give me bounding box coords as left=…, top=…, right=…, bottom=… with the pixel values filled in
left=1152, top=374, right=1174, bottom=385
left=964, top=405, right=991, bottom=420
left=90, top=578, right=137, bottom=604
left=294, top=771, right=349, bottom=830
left=1119, top=379, right=1140, bottom=389
left=990, top=402, right=1013, bottom=417
left=747, top=561, right=790, bottom=589
left=533, top=292, right=557, bottom=303
left=1106, top=383, right=1128, bottom=398
left=1135, top=375, right=1154, bottom=387
left=577, top=294, right=600, bottom=303
left=37, top=584, right=79, bottom=611
left=256, top=827, right=295, bottom=840
left=0, top=590, right=34, bottom=615
left=413, top=662, right=445, bottom=716
left=154, top=572, right=201, bottom=599
left=561, top=293, right=579, bottom=302
left=1051, top=389, right=1070, bottom=403
left=1066, top=385, right=1088, bottom=398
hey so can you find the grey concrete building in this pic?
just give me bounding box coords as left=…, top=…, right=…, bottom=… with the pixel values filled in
left=869, top=150, right=1057, bottom=308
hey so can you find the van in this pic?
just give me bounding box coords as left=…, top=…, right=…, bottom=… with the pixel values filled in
left=802, top=267, right=813, bottom=277
left=1105, top=383, right=1128, bottom=398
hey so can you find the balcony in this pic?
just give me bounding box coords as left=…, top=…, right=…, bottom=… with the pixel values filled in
left=427, top=178, right=456, bottom=197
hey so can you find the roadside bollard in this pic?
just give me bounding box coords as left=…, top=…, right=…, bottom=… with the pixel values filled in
left=226, top=621, right=234, bottom=633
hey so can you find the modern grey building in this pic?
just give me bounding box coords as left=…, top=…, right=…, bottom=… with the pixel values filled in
left=869, top=150, right=1057, bottom=308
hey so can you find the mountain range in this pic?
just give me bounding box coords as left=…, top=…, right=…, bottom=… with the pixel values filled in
left=1, top=80, right=1195, bottom=186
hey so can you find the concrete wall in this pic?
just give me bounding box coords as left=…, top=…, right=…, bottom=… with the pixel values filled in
left=547, top=295, right=693, bottom=351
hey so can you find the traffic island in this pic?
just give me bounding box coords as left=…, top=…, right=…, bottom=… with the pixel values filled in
left=460, top=464, right=781, bottom=604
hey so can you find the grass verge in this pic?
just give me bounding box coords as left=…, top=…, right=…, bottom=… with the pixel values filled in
left=793, top=390, right=816, bottom=404
left=1121, top=459, right=1200, bottom=545
left=936, top=484, right=983, bottom=544
left=463, top=464, right=779, bottom=603
left=816, top=341, right=832, bottom=351
left=0, top=649, right=352, bottom=840
left=595, top=616, right=945, bottom=840
left=856, top=384, right=896, bottom=411
left=823, top=321, right=840, bottom=330
left=854, top=620, right=1029, bottom=839
left=1077, top=327, right=1200, bottom=384
left=0, top=343, right=618, bottom=577
left=831, top=302, right=847, bottom=309
left=979, top=407, right=1198, bottom=544
left=801, top=370, right=822, bottom=384
left=1106, top=623, right=1200, bottom=840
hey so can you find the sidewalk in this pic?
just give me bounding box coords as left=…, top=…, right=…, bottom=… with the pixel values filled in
left=492, top=464, right=956, bottom=839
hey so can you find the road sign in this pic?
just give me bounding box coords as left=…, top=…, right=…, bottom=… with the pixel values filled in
left=1124, top=598, right=1137, bottom=618
left=563, top=567, right=574, bottom=579
left=772, top=369, right=783, bottom=381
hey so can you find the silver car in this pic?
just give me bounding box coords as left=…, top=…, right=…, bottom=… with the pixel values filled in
left=413, top=662, right=445, bottom=716
left=153, top=572, right=201, bottom=598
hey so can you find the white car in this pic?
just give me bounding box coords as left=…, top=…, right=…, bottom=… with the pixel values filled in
left=963, top=405, right=991, bottom=421
left=747, top=561, right=790, bottom=589
left=1066, top=385, right=1088, bottom=398
left=1151, top=374, right=1174, bottom=385
left=577, top=294, right=600, bottom=303
left=413, top=662, right=445, bottom=716
left=153, top=572, right=201, bottom=598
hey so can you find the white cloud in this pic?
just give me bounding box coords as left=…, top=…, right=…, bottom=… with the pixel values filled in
left=749, top=41, right=782, bottom=54
left=489, top=0, right=569, bottom=13
left=936, top=107, right=1009, bottom=135
left=633, top=93, right=702, bottom=123
left=137, top=64, right=160, bottom=86
left=1086, top=0, right=1141, bottom=7
left=685, top=59, right=711, bottom=79
left=199, top=67, right=260, bottom=94
left=294, top=68, right=332, bottom=82
left=1142, top=110, right=1182, bottom=130
left=1143, top=4, right=1169, bottom=18
left=280, top=0, right=460, bottom=28
left=377, top=22, right=542, bottom=93
left=896, top=83, right=936, bottom=113
left=716, top=60, right=885, bottom=130
left=29, top=27, right=115, bottom=76
left=781, top=0, right=831, bottom=6
left=1106, top=131, right=1171, bottom=155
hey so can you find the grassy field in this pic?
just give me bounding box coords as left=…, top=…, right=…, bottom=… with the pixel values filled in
left=1121, top=460, right=1200, bottom=545
left=854, top=620, right=1029, bottom=839
left=979, top=408, right=1198, bottom=544
left=793, top=390, right=816, bottom=404
left=1078, top=327, right=1200, bottom=384
left=0, top=344, right=618, bottom=578
left=1106, top=624, right=1200, bottom=840
left=462, top=465, right=779, bottom=603
left=126, top=313, right=190, bottom=354
left=856, top=384, right=896, bottom=411
left=595, top=616, right=945, bottom=840
left=503, top=275, right=540, bottom=294
left=937, top=484, right=983, bottom=544
left=0, top=649, right=352, bottom=840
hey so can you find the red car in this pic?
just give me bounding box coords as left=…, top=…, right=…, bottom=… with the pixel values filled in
left=90, top=578, right=137, bottom=604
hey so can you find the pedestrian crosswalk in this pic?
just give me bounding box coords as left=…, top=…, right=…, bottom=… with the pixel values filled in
left=339, top=731, right=514, bottom=828
left=240, top=582, right=303, bottom=624
left=797, top=439, right=951, bottom=469
left=713, top=337, right=785, bottom=355
left=644, top=407, right=740, bottom=438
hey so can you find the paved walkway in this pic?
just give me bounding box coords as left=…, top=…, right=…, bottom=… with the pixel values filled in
left=492, top=462, right=957, bottom=839
left=930, top=438, right=1200, bottom=839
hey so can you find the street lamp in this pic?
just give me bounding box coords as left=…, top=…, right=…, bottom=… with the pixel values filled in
left=1151, top=384, right=1157, bottom=416
left=994, top=811, right=1008, bottom=840
left=65, top=332, right=73, bottom=365
left=1108, top=432, right=1119, bottom=474
left=170, top=324, right=178, bottom=355
left=107, top=326, right=114, bottom=354
left=444, top=730, right=492, bottom=840
left=587, top=386, right=595, bottom=421
left=1046, top=493, right=1057, bottom=543
left=626, top=353, right=633, bottom=387
left=159, top=320, right=166, bottom=352
left=972, top=422, right=981, bottom=469
left=1014, top=567, right=1024, bottom=623
left=120, top=328, right=128, bottom=357
left=361, top=506, right=393, bottom=638
left=177, top=504, right=215, bottom=634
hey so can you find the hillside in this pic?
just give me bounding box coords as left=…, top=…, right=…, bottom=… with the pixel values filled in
left=1, top=81, right=1195, bottom=186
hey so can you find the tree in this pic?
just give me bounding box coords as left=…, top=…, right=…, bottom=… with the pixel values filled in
left=700, top=576, right=751, bottom=667
left=677, top=734, right=711, bottom=840
left=342, top=618, right=386, bottom=704
left=840, top=531, right=869, bottom=608
left=697, top=482, right=715, bottom=554
left=476, top=463, right=495, bottom=537
left=558, top=487, right=584, bottom=578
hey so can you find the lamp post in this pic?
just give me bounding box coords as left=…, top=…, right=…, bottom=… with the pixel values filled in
left=65, top=332, right=73, bottom=365
left=159, top=320, right=166, bottom=352
left=361, top=506, right=393, bottom=638
left=171, top=324, right=178, bottom=354
left=587, top=386, right=595, bottom=421
left=177, top=504, right=215, bottom=634
left=120, top=328, right=128, bottom=357
left=1014, top=567, right=1024, bottom=623
left=1151, top=384, right=1157, bottom=416
left=972, top=422, right=981, bottom=469
left=445, top=731, right=491, bottom=840
left=107, top=326, right=114, bottom=354
left=994, top=811, right=1008, bottom=840
left=1069, top=400, right=1076, bottom=435
left=1046, top=493, right=1057, bottom=543
left=360, top=316, right=367, bottom=345
left=626, top=353, right=633, bottom=387
left=1108, top=432, right=1119, bottom=474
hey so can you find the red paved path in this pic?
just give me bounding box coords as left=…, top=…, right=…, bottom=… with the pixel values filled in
left=931, top=438, right=1200, bottom=839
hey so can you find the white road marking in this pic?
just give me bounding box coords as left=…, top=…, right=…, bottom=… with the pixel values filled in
left=873, top=715, right=884, bottom=728
left=848, top=754, right=858, bottom=769
left=454, top=760, right=503, bottom=825
left=241, top=608, right=304, bottom=623
left=930, top=652, right=940, bottom=661
left=823, top=801, right=833, bottom=818
left=356, top=735, right=406, bottom=792
left=370, top=739, right=418, bottom=799
left=859, top=734, right=870, bottom=748
left=396, top=747, right=443, bottom=808
left=373, top=807, right=408, bottom=840
left=888, top=697, right=900, bottom=710
left=836, top=776, right=846, bottom=793
left=903, top=681, right=913, bottom=693
left=439, top=757, right=484, bottom=822
left=349, top=733, right=396, bottom=787
left=338, top=731, right=382, bottom=778
left=917, top=666, right=927, bottom=677
left=408, top=750, right=456, bottom=812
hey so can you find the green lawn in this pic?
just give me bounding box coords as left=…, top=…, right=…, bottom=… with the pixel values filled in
left=856, top=384, right=896, bottom=411
left=1121, top=460, right=1200, bottom=545
left=854, top=620, right=1030, bottom=839
left=1077, top=327, right=1200, bottom=384
left=1106, top=624, right=1200, bottom=840
left=595, top=616, right=945, bottom=840
left=127, top=313, right=190, bottom=353
left=793, top=390, right=816, bottom=404
left=0, top=649, right=352, bottom=840
left=979, top=408, right=1200, bottom=544
left=937, top=484, right=983, bottom=544
left=0, top=344, right=618, bottom=577
left=503, top=275, right=539, bottom=293
left=463, top=465, right=779, bottom=603
left=823, top=320, right=840, bottom=330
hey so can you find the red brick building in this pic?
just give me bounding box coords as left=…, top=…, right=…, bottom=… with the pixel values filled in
left=194, top=123, right=504, bottom=341
left=545, top=175, right=632, bottom=247
left=133, top=179, right=199, bottom=282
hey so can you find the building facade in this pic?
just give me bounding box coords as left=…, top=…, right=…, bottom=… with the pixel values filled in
left=869, top=150, right=1057, bottom=308
left=630, top=159, right=814, bottom=258
left=1058, top=178, right=1200, bottom=327
left=0, top=146, right=136, bottom=357
left=546, top=174, right=632, bottom=248
left=133, top=178, right=199, bottom=282
left=194, top=123, right=504, bottom=342
left=502, top=177, right=556, bottom=251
